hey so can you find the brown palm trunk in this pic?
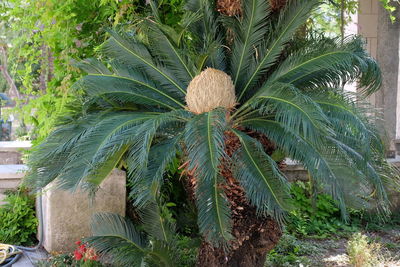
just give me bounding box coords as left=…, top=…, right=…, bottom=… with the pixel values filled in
left=187, top=131, right=282, bottom=267
left=196, top=185, right=282, bottom=267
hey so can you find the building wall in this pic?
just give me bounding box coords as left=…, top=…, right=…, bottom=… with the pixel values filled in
left=357, top=0, right=379, bottom=106
left=358, top=0, right=379, bottom=58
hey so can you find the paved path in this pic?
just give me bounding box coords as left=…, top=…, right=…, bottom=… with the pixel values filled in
left=12, top=247, right=47, bottom=267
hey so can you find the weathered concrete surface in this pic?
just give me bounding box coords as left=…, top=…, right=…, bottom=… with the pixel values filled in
left=41, top=169, right=126, bottom=253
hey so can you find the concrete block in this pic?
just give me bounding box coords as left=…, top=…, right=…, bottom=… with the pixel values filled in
left=359, top=0, right=372, bottom=14
left=41, top=169, right=126, bottom=253
left=358, top=14, right=378, bottom=37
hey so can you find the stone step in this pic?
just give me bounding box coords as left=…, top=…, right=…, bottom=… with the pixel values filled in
left=0, top=151, right=24, bottom=164
left=0, top=178, right=21, bottom=190
left=0, top=165, right=27, bottom=205
left=0, top=141, right=31, bottom=151
left=0, top=141, right=31, bottom=164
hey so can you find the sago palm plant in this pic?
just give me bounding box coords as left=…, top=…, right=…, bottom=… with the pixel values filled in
left=27, top=0, right=396, bottom=265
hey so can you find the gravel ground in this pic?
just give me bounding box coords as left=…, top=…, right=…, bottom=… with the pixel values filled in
left=300, top=229, right=400, bottom=267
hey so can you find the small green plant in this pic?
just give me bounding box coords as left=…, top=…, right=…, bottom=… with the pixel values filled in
left=0, top=190, right=38, bottom=245
left=347, top=233, right=381, bottom=267
left=175, top=235, right=199, bottom=267
left=265, top=233, right=317, bottom=267
left=287, top=181, right=359, bottom=238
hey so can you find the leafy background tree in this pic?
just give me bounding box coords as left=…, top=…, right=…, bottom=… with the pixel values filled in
left=0, top=0, right=185, bottom=142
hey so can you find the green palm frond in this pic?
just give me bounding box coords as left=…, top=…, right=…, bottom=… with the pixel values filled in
left=56, top=112, right=154, bottom=191
left=126, top=110, right=190, bottom=186
left=130, top=136, right=182, bottom=208
left=78, top=74, right=185, bottom=110
left=311, top=90, right=383, bottom=157
left=326, top=136, right=387, bottom=202
left=241, top=118, right=348, bottom=216
left=102, top=30, right=187, bottom=97
left=232, top=130, right=291, bottom=223
left=242, top=82, right=330, bottom=141
left=237, top=0, right=318, bottom=100
left=138, top=19, right=196, bottom=83
left=26, top=112, right=110, bottom=189
left=73, top=58, right=112, bottom=75
left=184, top=108, right=232, bottom=244
left=230, top=0, right=270, bottom=85
left=88, top=208, right=179, bottom=267
left=266, top=37, right=382, bottom=95
left=140, top=201, right=176, bottom=243
left=185, top=0, right=226, bottom=70
left=86, top=213, right=148, bottom=267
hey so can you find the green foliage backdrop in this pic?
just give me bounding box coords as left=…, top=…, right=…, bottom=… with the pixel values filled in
left=0, top=0, right=185, bottom=142
left=0, top=0, right=397, bottom=143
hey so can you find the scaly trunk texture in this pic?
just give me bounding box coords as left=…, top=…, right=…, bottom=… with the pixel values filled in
left=188, top=131, right=283, bottom=267
left=216, top=0, right=287, bottom=16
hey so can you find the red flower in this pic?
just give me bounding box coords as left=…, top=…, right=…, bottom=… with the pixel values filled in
left=79, top=244, right=87, bottom=253
left=74, top=250, right=83, bottom=260
left=73, top=240, right=99, bottom=262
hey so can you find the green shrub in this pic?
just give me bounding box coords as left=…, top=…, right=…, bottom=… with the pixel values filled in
left=0, top=191, right=38, bottom=245
left=175, top=235, right=200, bottom=267
left=265, top=234, right=317, bottom=267
left=287, top=181, right=359, bottom=238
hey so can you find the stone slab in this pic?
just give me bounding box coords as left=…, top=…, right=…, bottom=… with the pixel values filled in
left=0, top=178, right=21, bottom=189
left=0, top=141, right=31, bottom=151
left=0, top=164, right=27, bottom=178
left=41, top=169, right=126, bottom=253
left=0, top=151, right=23, bottom=164
left=0, top=165, right=27, bottom=204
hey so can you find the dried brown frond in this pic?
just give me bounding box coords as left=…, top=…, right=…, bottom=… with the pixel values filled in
left=216, top=0, right=242, bottom=16
left=270, top=0, right=287, bottom=11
